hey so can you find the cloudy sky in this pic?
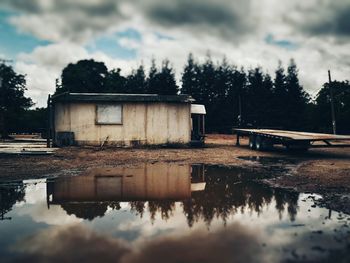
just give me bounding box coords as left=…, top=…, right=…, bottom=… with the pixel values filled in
left=0, top=0, right=349, bottom=107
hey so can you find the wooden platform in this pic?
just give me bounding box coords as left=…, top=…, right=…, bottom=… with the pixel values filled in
left=234, top=129, right=350, bottom=141
left=0, top=139, right=57, bottom=155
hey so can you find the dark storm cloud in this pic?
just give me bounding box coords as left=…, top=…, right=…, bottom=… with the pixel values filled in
left=13, top=223, right=266, bottom=263
left=1, top=0, right=44, bottom=13
left=0, top=0, right=254, bottom=43
left=147, top=2, right=238, bottom=27
left=143, top=0, right=254, bottom=39
left=289, top=0, right=350, bottom=38
left=0, top=0, right=120, bottom=16
left=0, top=0, right=125, bottom=43
left=308, top=6, right=350, bottom=36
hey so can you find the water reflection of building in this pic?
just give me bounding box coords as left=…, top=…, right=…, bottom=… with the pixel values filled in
left=47, top=163, right=198, bottom=203
left=46, top=163, right=299, bottom=225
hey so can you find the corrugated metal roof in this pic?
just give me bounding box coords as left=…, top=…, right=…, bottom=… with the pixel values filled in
left=52, top=92, right=194, bottom=103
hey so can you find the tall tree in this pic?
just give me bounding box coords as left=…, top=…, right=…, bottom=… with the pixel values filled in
left=56, top=59, right=108, bottom=94
left=0, top=63, right=32, bottom=138
left=271, top=62, right=288, bottom=128
left=227, top=67, right=246, bottom=127
left=244, top=67, right=274, bottom=127
left=198, top=55, right=216, bottom=104
left=125, top=65, right=147, bottom=94
left=209, top=58, right=234, bottom=131
left=181, top=53, right=199, bottom=96
left=147, top=59, right=159, bottom=94
left=105, top=68, right=127, bottom=93
left=147, top=59, right=178, bottom=95
left=284, top=59, right=310, bottom=130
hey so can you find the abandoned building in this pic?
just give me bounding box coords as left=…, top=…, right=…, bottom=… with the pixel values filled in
left=49, top=92, right=206, bottom=147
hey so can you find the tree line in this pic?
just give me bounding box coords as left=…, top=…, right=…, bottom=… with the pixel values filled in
left=1, top=55, right=350, bottom=138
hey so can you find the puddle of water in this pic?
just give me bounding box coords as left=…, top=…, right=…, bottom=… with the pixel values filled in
left=0, top=163, right=349, bottom=263
left=237, top=156, right=300, bottom=165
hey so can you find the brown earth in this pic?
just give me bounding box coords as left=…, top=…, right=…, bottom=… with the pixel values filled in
left=1, top=134, right=349, bottom=212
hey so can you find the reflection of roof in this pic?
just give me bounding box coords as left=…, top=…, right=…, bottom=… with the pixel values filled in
left=191, top=104, right=206, bottom=114
left=191, top=182, right=206, bottom=191
left=52, top=92, right=194, bottom=103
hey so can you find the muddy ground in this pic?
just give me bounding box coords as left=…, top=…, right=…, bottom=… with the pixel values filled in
left=1, top=134, right=349, bottom=213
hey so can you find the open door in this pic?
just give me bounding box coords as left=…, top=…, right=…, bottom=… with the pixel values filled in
left=191, top=104, right=206, bottom=146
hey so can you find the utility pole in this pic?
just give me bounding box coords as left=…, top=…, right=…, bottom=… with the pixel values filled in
left=328, top=70, right=337, bottom=134
left=238, top=93, right=242, bottom=127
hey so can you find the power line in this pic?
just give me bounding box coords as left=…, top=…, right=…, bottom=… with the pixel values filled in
left=328, top=70, right=337, bottom=135
left=0, top=59, right=13, bottom=64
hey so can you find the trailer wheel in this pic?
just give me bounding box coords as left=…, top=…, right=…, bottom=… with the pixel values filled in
left=249, top=135, right=256, bottom=150
left=255, top=136, right=264, bottom=151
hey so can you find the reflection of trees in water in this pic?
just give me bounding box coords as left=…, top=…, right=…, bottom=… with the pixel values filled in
left=55, top=165, right=299, bottom=224
left=129, top=168, right=300, bottom=227
left=148, top=201, right=175, bottom=222
left=61, top=201, right=121, bottom=221
left=274, top=189, right=299, bottom=221
left=0, top=182, right=25, bottom=220
left=130, top=201, right=146, bottom=218
left=182, top=182, right=299, bottom=226
left=131, top=201, right=176, bottom=223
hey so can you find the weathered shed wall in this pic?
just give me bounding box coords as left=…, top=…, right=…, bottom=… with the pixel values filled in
left=54, top=102, right=191, bottom=146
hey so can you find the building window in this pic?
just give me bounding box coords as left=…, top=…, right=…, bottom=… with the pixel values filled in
left=96, top=104, right=122, bottom=124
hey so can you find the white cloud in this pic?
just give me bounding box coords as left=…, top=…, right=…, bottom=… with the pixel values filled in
left=0, top=0, right=348, bottom=106
left=15, top=43, right=136, bottom=106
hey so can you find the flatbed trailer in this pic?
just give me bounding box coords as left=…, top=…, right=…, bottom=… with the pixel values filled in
left=234, top=129, right=350, bottom=151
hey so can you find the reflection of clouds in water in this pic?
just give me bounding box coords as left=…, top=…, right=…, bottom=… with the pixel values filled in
left=17, top=201, right=82, bottom=225
left=125, top=223, right=266, bottom=263
left=11, top=181, right=81, bottom=225
left=13, top=224, right=130, bottom=263
left=15, top=180, right=46, bottom=206
left=12, top=181, right=82, bottom=225
left=118, top=203, right=198, bottom=238
left=14, top=223, right=267, bottom=263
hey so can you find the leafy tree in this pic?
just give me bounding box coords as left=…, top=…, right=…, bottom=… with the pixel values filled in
left=0, top=63, right=32, bottom=138
left=16, top=107, right=47, bottom=134
left=56, top=59, right=108, bottom=94
left=314, top=80, right=350, bottom=134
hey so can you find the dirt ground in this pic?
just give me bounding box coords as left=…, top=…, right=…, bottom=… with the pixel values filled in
left=1, top=134, right=350, bottom=212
